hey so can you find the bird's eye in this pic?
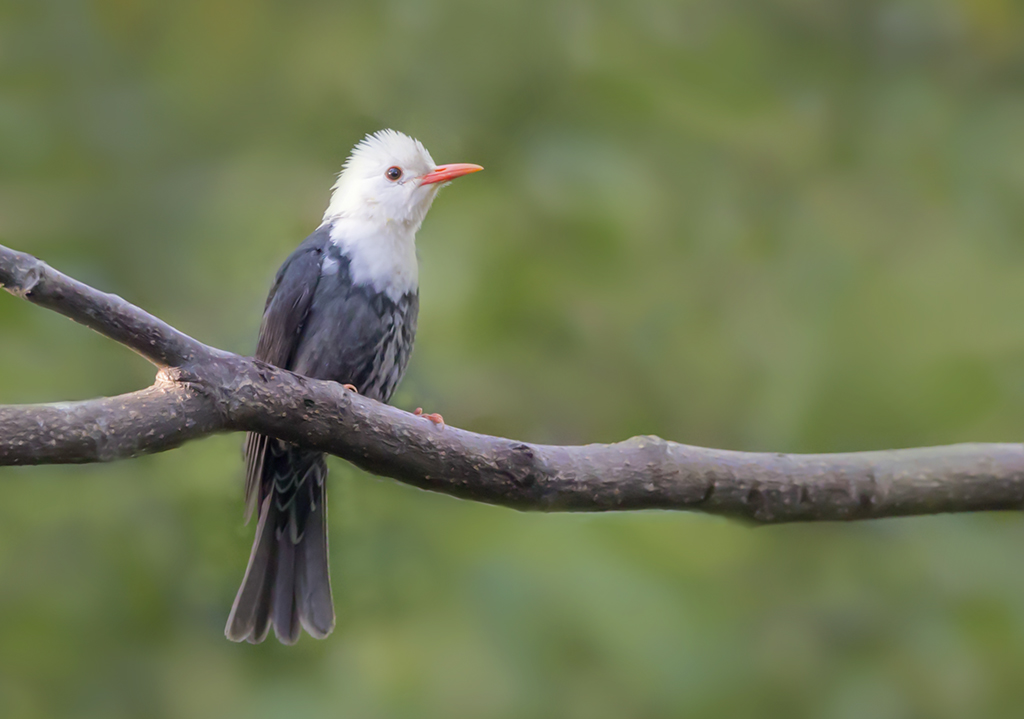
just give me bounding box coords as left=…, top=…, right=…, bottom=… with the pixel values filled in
left=385, top=166, right=403, bottom=181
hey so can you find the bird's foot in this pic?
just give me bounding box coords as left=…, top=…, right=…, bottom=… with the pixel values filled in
left=414, top=408, right=445, bottom=426
left=342, top=384, right=358, bottom=393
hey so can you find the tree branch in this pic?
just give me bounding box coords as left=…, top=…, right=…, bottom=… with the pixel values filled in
left=2, top=243, right=1023, bottom=522
left=0, top=244, right=223, bottom=367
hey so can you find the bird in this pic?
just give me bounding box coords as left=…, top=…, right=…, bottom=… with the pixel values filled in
left=225, top=129, right=483, bottom=644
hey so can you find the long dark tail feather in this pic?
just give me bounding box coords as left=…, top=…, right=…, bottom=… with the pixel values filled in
left=295, top=498, right=335, bottom=638
left=225, top=494, right=276, bottom=642
left=226, top=441, right=335, bottom=644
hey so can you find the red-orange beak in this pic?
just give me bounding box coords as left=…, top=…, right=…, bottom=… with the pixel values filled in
left=420, top=163, right=484, bottom=185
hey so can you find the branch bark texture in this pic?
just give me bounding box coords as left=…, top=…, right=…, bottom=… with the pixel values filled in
left=2, top=243, right=1023, bottom=523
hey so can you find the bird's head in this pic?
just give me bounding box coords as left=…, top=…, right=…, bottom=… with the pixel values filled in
left=324, top=129, right=482, bottom=231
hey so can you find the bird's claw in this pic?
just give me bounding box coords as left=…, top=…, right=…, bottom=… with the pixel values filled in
left=414, top=408, right=445, bottom=426
left=342, top=384, right=358, bottom=393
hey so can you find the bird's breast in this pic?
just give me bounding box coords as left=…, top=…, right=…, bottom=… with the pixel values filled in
left=327, top=219, right=419, bottom=302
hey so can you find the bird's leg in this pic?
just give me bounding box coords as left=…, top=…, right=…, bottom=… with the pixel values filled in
left=414, top=408, right=445, bottom=426
left=342, top=384, right=358, bottom=393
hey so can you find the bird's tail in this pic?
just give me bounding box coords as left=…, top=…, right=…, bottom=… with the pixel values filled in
left=225, top=439, right=335, bottom=644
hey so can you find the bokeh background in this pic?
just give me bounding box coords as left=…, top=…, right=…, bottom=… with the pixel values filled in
left=3, top=0, right=1024, bottom=716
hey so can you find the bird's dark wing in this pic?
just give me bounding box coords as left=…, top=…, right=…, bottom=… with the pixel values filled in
left=243, top=229, right=329, bottom=520
left=253, top=232, right=329, bottom=367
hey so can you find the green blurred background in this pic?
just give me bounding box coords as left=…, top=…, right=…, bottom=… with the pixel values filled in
left=3, top=0, right=1024, bottom=716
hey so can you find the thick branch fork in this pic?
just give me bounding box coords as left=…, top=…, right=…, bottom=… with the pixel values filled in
left=2, top=243, right=1023, bottom=523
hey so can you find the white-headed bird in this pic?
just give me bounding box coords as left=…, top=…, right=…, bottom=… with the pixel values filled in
left=225, top=130, right=483, bottom=643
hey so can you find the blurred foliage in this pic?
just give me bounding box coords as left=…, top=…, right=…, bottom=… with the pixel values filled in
left=3, top=0, right=1024, bottom=716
